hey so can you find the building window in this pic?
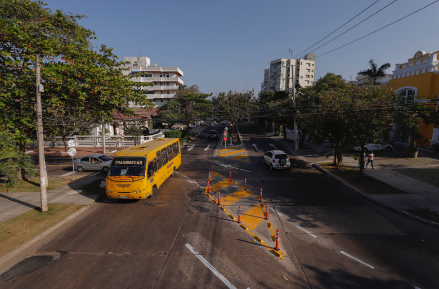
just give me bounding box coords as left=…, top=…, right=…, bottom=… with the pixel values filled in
left=306, top=63, right=310, bottom=67
left=306, top=69, right=310, bottom=72
left=305, top=80, right=309, bottom=84
left=312, top=64, right=314, bottom=66
left=397, top=88, right=416, bottom=104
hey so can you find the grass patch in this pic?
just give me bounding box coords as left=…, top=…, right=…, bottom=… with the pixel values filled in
left=404, top=209, right=439, bottom=223
left=320, top=162, right=406, bottom=195
left=0, top=178, right=71, bottom=193
left=79, top=179, right=105, bottom=195
left=395, top=168, right=439, bottom=188
left=0, top=204, right=84, bottom=258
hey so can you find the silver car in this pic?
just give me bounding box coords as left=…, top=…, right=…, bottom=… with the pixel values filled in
left=73, top=154, right=112, bottom=173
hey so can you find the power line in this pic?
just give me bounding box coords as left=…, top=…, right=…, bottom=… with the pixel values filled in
left=298, top=0, right=398, bottom=58
left=295, top=0, right=381, bottom=58
left=317, top=0, right=439, bottom=57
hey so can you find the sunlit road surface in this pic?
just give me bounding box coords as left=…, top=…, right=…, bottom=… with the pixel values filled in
left=1, top=123, right=438, bottom=288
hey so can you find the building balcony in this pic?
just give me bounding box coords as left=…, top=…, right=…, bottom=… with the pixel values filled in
left=146, top=93, right=176, bottom=100
left=141, top=67, right=183, bottom=76
left=141, top=84, right=179, bottom=91
left=131, top=76, right=184, bottom=85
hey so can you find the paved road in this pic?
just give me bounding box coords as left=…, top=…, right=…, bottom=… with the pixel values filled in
left=1, top=123, right=438, bottom=288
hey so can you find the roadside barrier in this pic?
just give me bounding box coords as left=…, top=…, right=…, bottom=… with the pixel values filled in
left=238, top=206, right=241, bottom=223
left=218, top=191, right=221, bottom=205
left=208, top=172, right=211, bottom=183
left=266, top=203, right=269, bottom=220
left=260, top=188, right=263, bottom=202
left=275, top=229, right=280, bottom=250
left=212, top=163, right=214, bottom=173
left=229, top=171, right=232, bottom=182
left=207, top=180, right=210, bottom=193
left=244, top=178, right=247, bottom=190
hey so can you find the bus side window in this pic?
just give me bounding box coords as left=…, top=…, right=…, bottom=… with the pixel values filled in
left=168, top=145, right=173, bottom=160
left=156, top=151, right=162, bottom=170
left=148, top=159, right=156, bottom=178
left=161, top=148, right=168, bottom=165
left=174, top=143, right=178, bottom=158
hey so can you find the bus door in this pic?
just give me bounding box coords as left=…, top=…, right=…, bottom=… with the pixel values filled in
left=147, top=158, right=157, bottom=190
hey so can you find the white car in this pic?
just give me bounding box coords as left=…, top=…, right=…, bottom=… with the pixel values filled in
left=262, top=150, right=291, bottom=170
left=204, top=121, right=211, bottom=126
left=74, top=154, right=112, bottom=173
left=354, top=142, right=393, bottom=152
left=221, top=120, right=228, bottom=125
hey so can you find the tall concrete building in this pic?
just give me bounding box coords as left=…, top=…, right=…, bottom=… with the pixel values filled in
left=261, top=53, right=316, bottom=92
left=122, top=57, right=184, bottom=107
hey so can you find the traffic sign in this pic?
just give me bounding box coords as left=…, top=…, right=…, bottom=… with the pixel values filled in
left=224, top=136, right=227, bottom=142
left=121, top=134, right=124, bottom=140
left=68, top=148, right=76, bottom=157
left=272, top=122, right=275, bottom=125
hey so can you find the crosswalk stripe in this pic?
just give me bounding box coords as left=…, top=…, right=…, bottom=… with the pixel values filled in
left=240, top=203, right=265, bottom=230
left=221, top=189, right=251, bottom=208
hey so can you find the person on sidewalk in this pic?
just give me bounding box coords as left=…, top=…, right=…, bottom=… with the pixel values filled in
left=366, top=151, right=374, bottom=169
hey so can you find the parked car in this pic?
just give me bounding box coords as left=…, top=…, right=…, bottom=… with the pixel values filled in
left=262, top=150, right=290, bottom=170
left=354, top=142, right=393, bottom=152
left=204, top=121, right=212, bottom=126
left=208, top=130, right=218, bottom=140
left=74, top=154, right=112, bottom=173
left=220, top=120, right=228, bottom=125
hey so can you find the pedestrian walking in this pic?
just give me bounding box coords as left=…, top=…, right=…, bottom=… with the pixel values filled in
left=366, top=151, right=374, bottom=169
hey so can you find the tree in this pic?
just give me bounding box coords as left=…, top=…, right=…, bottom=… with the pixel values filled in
left=213, top=90, right=256, bottom=139
left=0, top=0, right=154, bottom=155
left=357, top=59, right=391, bottom=85
left=0, top=132, right=35, bottom=188
left=157, top=89, right=211, bottom=128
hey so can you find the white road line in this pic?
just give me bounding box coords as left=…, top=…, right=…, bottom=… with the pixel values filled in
left=193, top=182, right=201, bottom=187
left=252, top=143, right=258, bottom=150
left=89, top=172, right=99, bottom=177
left=61, top=171, right=75, bottom=177
left=270, top=207, right=281, bottom=216
left=187, top=145, right=195, bottom=151
left=269, top=143, right=277, bottom=150
left=204, top=145, right=210, bottom=151
left=296, top=226, right=317, bottom=238
left=215, top=163, right=252, bottom=173
left=340, top=251, right=374, bottom=269
left=185, top=244, right=238, bottom=289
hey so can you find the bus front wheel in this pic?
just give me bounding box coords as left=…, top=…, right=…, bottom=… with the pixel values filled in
left=149, top=187, right=154, bottom=197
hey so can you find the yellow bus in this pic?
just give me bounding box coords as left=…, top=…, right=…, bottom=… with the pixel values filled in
left=105, top=138, right=181, bottom=199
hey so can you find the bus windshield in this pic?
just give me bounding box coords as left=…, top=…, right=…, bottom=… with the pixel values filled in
left=109, top=157, right=146, bottom=177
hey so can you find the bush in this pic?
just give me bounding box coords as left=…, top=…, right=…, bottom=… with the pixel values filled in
left=164, top=130, right=182, bottom=138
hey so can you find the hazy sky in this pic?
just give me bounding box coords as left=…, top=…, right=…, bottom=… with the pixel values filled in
left=45, top=0, right=439, bottom=95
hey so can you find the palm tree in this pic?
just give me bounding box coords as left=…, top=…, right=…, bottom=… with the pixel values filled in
left=357, top=59, right=391, bottom=85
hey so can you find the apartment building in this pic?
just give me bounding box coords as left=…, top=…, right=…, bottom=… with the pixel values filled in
left=122, top=57, right=184, bottom=107
left=261, top=53, right=316, bottom=92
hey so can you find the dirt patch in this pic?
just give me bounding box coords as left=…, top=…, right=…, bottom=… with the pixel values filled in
left=404, top=209, right=439, bottom=224
left=320, top=162, right=407, bottom=195
left=395, top=168, right=439, bottom=188
left=0, top=204, right=84, bottom=258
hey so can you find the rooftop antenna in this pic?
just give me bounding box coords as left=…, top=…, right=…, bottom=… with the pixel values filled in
left=267, top=58, right=270, bottom=69
left=289, top=47, right=294, bottom=59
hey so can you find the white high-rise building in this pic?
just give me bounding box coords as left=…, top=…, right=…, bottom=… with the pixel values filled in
left=123, top=57, right=184, bottom=107
left=261, top=53, right=316, bottom=92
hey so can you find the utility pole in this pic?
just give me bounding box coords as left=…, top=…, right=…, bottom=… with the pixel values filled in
left=102, top=118, right=106, bottom=154
left=293, top=88, right=299, bottom=151
left=35, top=54, right=48, bottom=212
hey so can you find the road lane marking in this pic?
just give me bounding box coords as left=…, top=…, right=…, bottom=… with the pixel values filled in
left=61, top=171, right=75, bottom=176
left=240, top=203, right=265, bottom=230
left=89, top=172, right=100, bottom=177
left=219, top=149, right=245, bottom=157
left=221, top=189, right=251, bottom=208
left=210, top=180, right=232, bottom=192
left=340, top=251, right=374, bottom=269
left=270, top=207, right=281, bottom=216
left=193, top=182, right=201, bottom=187
left=204, top=145, right=210, bottom=151
left=187, top=145, right=195, bottom=151
left=185, top=244, right=238, bottom=289
left=296, top=226, right=317, bottom=238
left=252, top=143, right=258, bottom=150
left=215, top=163, right=251, bottom=173
left=269, top=143, right=277, bottom=150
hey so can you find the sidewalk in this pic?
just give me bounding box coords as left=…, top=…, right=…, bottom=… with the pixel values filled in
left=27, top=147, right=125, bottom=159
left=269, top=136, right=439, bottom=226
left=0, top=174, right=102, bottom=224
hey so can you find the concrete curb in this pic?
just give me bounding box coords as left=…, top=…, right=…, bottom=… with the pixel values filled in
left=312, top=163, right=439, bottom=229
left=0, top=203, right=94, bottom=266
